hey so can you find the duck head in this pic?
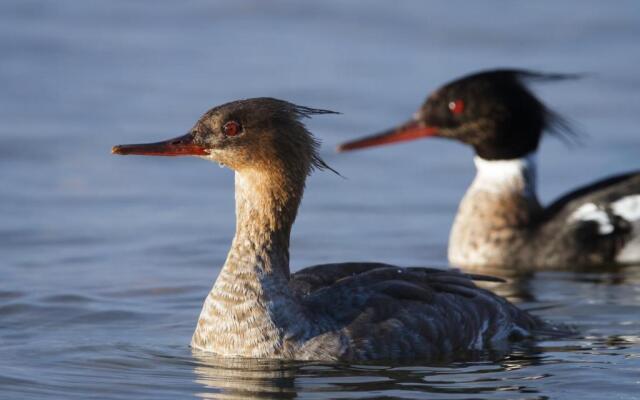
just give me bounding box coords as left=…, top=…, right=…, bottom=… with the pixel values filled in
left=113, top=97, right=338, bottom=176
left=338, top=69, right=575, bottom=160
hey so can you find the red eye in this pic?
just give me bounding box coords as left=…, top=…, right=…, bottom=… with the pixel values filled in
left=448, top=99, right=465, bottom=115
left=223, top=121, right=241, bottom=136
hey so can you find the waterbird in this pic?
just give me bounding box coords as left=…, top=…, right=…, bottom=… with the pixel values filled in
left=113, top=97, right=550, bottom=361
left=338, top=70, right=640, bottom=271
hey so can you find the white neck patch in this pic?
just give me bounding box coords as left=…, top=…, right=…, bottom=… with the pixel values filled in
left=471, top=153, right=538, bottom=197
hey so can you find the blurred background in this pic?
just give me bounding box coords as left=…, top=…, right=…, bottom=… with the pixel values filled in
left=1, top=1, right=639, bottom=399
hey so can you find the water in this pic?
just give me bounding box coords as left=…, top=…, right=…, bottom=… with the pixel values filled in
left=1, top=1, right=639, bottom=398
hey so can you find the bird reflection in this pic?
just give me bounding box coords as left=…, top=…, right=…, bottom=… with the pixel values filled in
left=472, top=268, right=537, bottom=303
left=191, top=352, right=300, bottom=399
left=189, top=345, right=547, bottom=399
left=468, top=265, right=640, bottom=304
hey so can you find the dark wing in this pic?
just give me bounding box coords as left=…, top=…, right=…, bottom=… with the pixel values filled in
left=544, top=171, right=640, bottom=219
left=290, top=262, right=504, bottom=296
left=290, top=262, right=396, bottom=295
left=299, top=265, right=546, bottom=361
left=538, top=171, right=640, bottom=265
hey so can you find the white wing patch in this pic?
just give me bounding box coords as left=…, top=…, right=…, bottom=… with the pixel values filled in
left=611, top=194, right=640, bottom=222
left=569, top=195, right=640, bottom=235
left=613, top=195, right=640, bottom=263
left=569, top=203, right=614, bottom=234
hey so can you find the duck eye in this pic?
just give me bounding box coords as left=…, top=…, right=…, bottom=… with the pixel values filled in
left=223, top=121, right=241, bottom=137
left=448, top=99, right=465, bottom=116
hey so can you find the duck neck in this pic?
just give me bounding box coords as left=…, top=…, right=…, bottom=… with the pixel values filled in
left=470, top=152, right=538, bottom=200
left=449, top=152, right=542, bottom=268
left=223, top=168, right=303, bottom=279
left=192, top=167, right=309, bottom=356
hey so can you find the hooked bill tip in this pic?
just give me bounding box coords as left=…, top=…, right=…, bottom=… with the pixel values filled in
left=111, top=145, right=126, bottom=155
left=336, top=142, right=363, bottom=152
left=112, top=144, right=139, bottom=155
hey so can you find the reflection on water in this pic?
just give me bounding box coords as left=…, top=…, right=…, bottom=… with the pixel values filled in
left=190, top=346, right=548, bottom=399
left=474, top=266, right=640, bottom=306
left=193, top=356, right=299, bottom=400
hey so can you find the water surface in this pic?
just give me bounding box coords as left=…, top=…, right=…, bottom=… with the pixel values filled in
left=1, top=1, right=639, bottom=398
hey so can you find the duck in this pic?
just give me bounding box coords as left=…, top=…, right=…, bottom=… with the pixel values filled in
left=113, top=97, right=548, bottom=361
left=337, top=69, right=640, bottom=271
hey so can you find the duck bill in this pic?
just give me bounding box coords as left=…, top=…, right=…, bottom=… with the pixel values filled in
left=337, top=120, right=438, bottom=152
left=111, top=133, right=208, bottom=156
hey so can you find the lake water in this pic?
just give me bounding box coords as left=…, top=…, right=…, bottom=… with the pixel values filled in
left=1, top=1, right=639, bottom=398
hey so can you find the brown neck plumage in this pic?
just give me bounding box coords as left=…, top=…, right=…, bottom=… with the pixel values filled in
left=190, top=161, right=311, bottom=356
left=227, top=164, right=306, bottom=278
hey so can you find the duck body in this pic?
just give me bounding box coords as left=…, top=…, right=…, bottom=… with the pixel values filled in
left=338, top=69, right=640, bottom=271
left=113, top=97, right=548, bottom=361
left=449, top=154, right=640, bottom=270
left=193, top=260, right=540, bottom=361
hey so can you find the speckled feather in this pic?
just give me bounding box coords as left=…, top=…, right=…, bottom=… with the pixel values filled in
left=290, top=263, right=541, bottom=361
